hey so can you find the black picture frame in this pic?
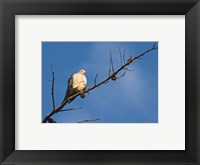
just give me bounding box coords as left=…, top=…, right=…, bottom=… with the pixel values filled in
left=0, top=0, right=199, bottom=164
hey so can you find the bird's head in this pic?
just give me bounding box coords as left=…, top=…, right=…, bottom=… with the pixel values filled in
left=78, top=69, right=86, bottom=75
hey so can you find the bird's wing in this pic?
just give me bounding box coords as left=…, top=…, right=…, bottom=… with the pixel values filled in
left=72, top=73, right=81, bottom=89
left=62, top=74, right=74, bottom=104
left=66, top=74, right=74, bottom=98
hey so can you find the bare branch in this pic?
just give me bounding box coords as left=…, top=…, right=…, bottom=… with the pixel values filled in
left=110, top=51, right=115, bottom=73
left=119, top=49, right=123, bottom=67
left=42, top=46, right=158, bottom=123
left=76, top=118, right=101, bottom=123
left=125, top=69, right=135, bottom=72
left=58, top=107, right=82, bottom=112
left=109, top=52, right=112, bottom=76
left=51, top=64, right=56, bottom=111
left=48, top=118, right=57, bottom=123
left=117, top=71, right=127, bottom=79
left=94, top=73, right=99, bottom=85
left=152, top=42, right=157, bottom=48
left=124, top=67, right=133, bottom=71
left=123, top=49, right=126, bottom=65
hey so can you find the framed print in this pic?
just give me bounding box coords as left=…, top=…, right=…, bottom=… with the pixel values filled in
left=0, top=0, right=200, bottom=165
left=16, top=16, right=184, bottom=150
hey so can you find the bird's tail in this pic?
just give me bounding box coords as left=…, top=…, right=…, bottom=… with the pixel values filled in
left=61, top=91, right=76, bottom=105
left=61, top=92, right=69, bottom=105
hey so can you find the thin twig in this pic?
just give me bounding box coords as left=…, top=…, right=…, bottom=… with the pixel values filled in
left=109, top=53, right=112, bottom=76
left=42, top=46, right=158, bottom=123
left=76, top=118, right=101, bottom=123
left=110, top=51, right=115, bottom=73
left=58, top=107, right=82, bottom=112
left=51, top=64, right=56, bottom=111
left=124, top=67, right=134, bottom=71
left=94, top=73, right=99, bottom=85
left=153, top=42, right=157, bottom=48
left=117, top=67, right=134, bottom=80
left=119, top=49, right=123, bottom=67
left=117, top=71, right=127, bottom=79
left=123, top=49, right=126, bottom=65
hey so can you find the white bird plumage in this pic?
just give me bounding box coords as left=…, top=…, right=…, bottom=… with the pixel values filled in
left=62, top=69, right=87, bottom=104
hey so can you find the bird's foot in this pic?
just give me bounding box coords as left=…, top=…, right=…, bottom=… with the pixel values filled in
left=80, top=93, right=85, bottom=98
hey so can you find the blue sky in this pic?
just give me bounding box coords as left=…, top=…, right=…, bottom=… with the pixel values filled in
left=42, top=42, right=158, bottom=123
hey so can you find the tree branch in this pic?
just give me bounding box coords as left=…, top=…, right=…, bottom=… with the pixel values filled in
left=48, top=118, right=57, bottom=123
left=110, top=51, right=115, bottom=74
left=119, top=48, right=123, bottom=67
left=123, top=49, right=126, bottom=65
left=42, top=45, right=158, bottom=123
left=51, top=64, right=56, bottom=111
left=76, top=118, right=101, bottom=123
left=94, top=73, right=99, bottom=85
left=58, top=107, right=82, bottom=112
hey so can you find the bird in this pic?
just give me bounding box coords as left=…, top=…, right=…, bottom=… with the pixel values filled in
left=62, top=69, right=87, bottom=104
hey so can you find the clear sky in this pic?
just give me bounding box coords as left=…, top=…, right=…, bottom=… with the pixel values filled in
left=42, top=42, right=158, bottom=123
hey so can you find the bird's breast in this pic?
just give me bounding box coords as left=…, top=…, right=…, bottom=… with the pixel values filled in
left=72, top=74, right=87, bottom=91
